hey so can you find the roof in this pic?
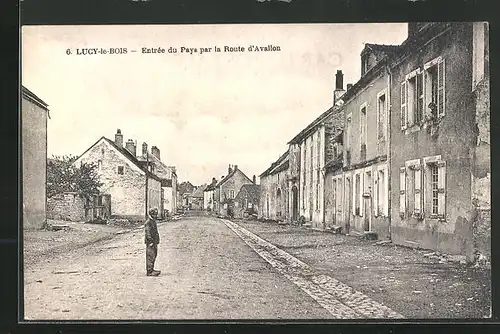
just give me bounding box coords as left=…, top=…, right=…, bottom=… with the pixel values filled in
left=74, top=136, right=161, bottom=182
left=235, top=184, right=261, bottom=203
left=260, top=150, right=289, bottom=178
left=22, top=86, right=50, bottom=112
left=361, top=43, right=399, bottom=56
left=190, top=184, right=207, bottom=198
left=137, top=153, right=176, bottom=180
left=205, top=182, right=217, bottom=191
left=216, top=168, right=253, bottom=188
left=287, top=105, right=342, bottom=145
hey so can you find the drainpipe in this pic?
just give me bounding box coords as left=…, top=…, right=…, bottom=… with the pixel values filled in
left=386, top=62, right=393, bottom=240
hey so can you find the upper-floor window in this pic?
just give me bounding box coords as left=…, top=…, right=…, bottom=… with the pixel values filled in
left=360, top=104, right=367, bottom=146
left=346, top=114, right=352, bottom=151
left=117, top=166, right=124, bottom=175
left=230, top=190, right=235, bottom=199
left=97, top=160, right=102, bottom=171
left=401, top=57, right=446, bottom=130
left=377, top=91, right=387, bottom=141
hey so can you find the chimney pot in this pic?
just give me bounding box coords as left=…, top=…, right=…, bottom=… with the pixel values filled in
left=335, top=70, right=344, bottom=90
left=253, top=175, right=256, bottom=184
left=347, top=83, right=353, bottom=90
left=142, top=142, right=148, bottom=156
left=125, top=139, right=136, bottom=156
left=234, top=165, right=238, bottom=170
left=115, top=129, right=124, bottom=147
left=151, top=146, right=161, bottom=160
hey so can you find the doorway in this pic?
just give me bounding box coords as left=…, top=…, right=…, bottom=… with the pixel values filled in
left=291, top=186, right=298, bottom=222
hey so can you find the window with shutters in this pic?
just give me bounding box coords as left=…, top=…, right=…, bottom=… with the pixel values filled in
left=406, top=71, right=424, bottom=127
left=426, top=160, right=446, bottom=219
left=424, top=57, right=446, bottom=119
left=377, top=168, right=387, bottom=216
left=412, top=164, right=423, bottom=218
left=431, top=164, right=439, bottom=215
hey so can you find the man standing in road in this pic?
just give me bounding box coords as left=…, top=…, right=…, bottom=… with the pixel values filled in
left=145, top=208, right=161, bottom=276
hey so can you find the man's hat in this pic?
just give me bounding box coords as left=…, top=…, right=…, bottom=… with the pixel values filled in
left=149, top=208, right=158, bottom=215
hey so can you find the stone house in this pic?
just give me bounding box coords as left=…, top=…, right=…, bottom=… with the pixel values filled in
left=215, top=164, right=254, bottom=217
left=340, top=44, right=395, bottom=238
left=178, top=181, right=196, bottom=209
left=73, top=129, right=162, bottom=222
left=189, top=184, right=207, bottom=210
left=203, top=178, right=218, bottom=211
left=137, top=143, right=178, bottom=216
left=259, top=152, right=289, bottom=221
left=234, top=183, right=260, bottom=219
left=287, top=70, right=345, bottom=229
left=22, top=86, right=49, bottom=230
left=389, top=22, right=490, bottom=257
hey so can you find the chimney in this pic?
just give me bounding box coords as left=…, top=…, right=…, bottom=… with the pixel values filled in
left=228, top=164, right=233, bottom=174
left=142, top=142, right=148, bottom=156
left=212, top=177, right=217, bottom=185
left=125, top=139, right=136, bottom=156
left=333, top=70, right=346, bottom=106
left=115, top=129, right=123, bottom=148
left=151, top=146, right=160, bottom=160
left=234, top=165, right=238, bottom=171
left=347, top=83, right=353, bottom=90
left=253, top=175, right=256, bottom=184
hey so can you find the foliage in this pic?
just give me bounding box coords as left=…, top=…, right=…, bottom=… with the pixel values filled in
left=47, top=155, right=103, bottom=198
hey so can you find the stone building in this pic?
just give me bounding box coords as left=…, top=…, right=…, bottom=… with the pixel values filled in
left=390, top=22, right=490, bottom=257
left=22, top=86, right=49, bottom=230
left=234, top=183, right=260, bottom=219
left=203, top=178, right=218, bottom=211
left=259, top=152, right=289, bottom=221
left=189, top=184, right=207, bottom=210
left=137, top=143, right=178, bottom=216
left=73, top=129, right=162, bottom=221
left=215, top=164, right=254, bottom=217
left=340, top=44, right=395, bottom=238
left=286, top=70, right=345, bottom=229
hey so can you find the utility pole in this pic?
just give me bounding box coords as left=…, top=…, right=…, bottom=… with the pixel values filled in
left=145, top=151, right=149, bottom=220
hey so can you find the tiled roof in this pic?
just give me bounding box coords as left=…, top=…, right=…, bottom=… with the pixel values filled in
left=362, top=43, right=399, bottom=55
left=216, top=168, right=252, bottom=187
left=191, top=184, right=207, bottom=198
left=260, top=151, right=289, bottom=177
left=287, top=105, right=342, bottom=145
left=235, top=184, right=261, bottom=203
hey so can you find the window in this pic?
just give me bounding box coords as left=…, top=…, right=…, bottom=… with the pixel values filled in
left=101, top=148, right=105, bottom=155
left=413, top=164, right=423, bottom=214
left=360, top=105, right=367, bottom=147
left=377, top=92, right=387, bottom=140
left=424, top=57, right=446, bottom=118
left=117, top=166, right=124, bottom=175
left=97, top=160, right=102, bottom=171
left=377, top=168, right=387, bottom=216
left=427, top=160, right=446, bottom=217
left=230, top=190, right=234, bottom=199
left=431, top=164, right=439, bottom=215
left=406, top=71, right=424, bottom=126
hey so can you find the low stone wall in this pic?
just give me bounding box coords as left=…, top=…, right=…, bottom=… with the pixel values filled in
left=47, top=193, right=86, bottom=222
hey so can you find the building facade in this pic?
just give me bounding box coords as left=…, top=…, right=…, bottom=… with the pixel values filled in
left=234, top=183, right=260, bottom=218
left=73, top=129, right=162, bottom=221
left=390, top=22, right=490, bottom=256
left=259, top=152, right=289, bottom=221
left=341, top=45, right=394, bottom=238
left=215, top=165, right=254, bottom=217
left=203, top=178, right=218, bottom=211
left=22, top=86, right=49, bottom=230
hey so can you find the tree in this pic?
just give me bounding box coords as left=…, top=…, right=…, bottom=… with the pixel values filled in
left=47, top=155, right=103, bottom=198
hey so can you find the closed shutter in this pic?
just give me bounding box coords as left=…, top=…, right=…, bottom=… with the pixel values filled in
left=373, top=172, right=378, bottom=217
left=384, top=168, right=389, bottom=216
left=399, top=167, right=406, bottom=215
left=414, top=165, right=422, bottom=214
left=438, top=59, right=446, bottom=117
left=359, top=172, right=364, bottom=216
left=437, top=161, right=446, bottom=216
left=401, top=81, right=407, bottom=129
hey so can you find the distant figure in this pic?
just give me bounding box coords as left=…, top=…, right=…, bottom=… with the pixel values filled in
left=144, top=208, right=161, bottom=277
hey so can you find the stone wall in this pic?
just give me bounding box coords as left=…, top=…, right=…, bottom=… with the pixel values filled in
left=47, top=192, right=86, bottom=222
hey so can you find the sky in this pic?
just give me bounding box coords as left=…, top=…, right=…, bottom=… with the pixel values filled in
left=22, top=23, right=408, bottom=185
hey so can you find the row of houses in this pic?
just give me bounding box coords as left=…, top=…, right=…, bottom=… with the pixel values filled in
left=203, top=165, right=261, bottom=218
left=259, top=22, right=490, bottom=258
left=48, top=129, right=179, bottom=222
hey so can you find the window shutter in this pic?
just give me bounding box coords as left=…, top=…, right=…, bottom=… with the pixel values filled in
left=401, top=81, right=407, bottom=129
left=437, top=161, right=446, bottom=216
left=438, top=59, right=446, bottom=117
left=360, top=172, right=364, bottom=217
left=373, top=172, right=378, bottom=217
left=414, top=165, right=422, bottom=214
left=399, top=167, right=406, bottom=215
left=352, top=176, right=356, bottom=215
left=384, top=168, right=389, bottom=216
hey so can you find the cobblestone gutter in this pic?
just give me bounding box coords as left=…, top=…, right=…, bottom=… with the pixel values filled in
left=222, top=219, right=404, bottom=319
